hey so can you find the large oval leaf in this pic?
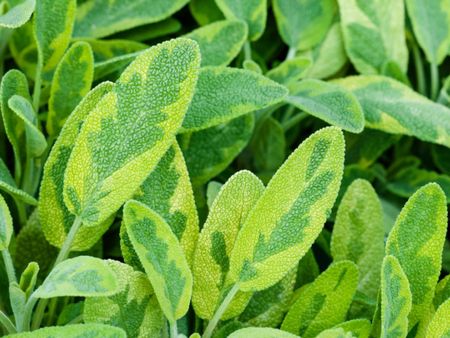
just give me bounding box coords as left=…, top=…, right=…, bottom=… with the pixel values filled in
left=5, top=324, right=126, bottom=338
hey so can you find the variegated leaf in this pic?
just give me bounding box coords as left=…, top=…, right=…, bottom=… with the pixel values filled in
left=434, top=275, right=450, bottom=309
left=5, top=324, right=126, bottom=338
left=266, top=57, right=311, bottom=85
left=332, top=319, right=371, bottom=338
left=0, top=0, right=35, bottom=28
left=425, top=298, right=450, bottom=338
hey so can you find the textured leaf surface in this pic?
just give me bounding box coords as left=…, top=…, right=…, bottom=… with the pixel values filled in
left=74, top=0, right=189, bottom=38
left=434, top=275, right=450, bottom=309
left=380, top=255, right=412, bottom=338
left=228, top=327, right=299, bottom=338
left=0, top=0, right=35, bottom=28
left=386, top=183, right=448, bottom=334
left=63, top=38, right=200, bottom=227
left=426, top=298, right=450, bottom=338
left=84, top=260, right=165, bottom=338
left=182, top=66, right=287, bottom=132
left=338, top=0, right=408, bottom=74
left=227, top=127, right=345, bottom=291
left=34, top=256, right=118, bottom=298
left=316, top=328, right=355, bottom=338
left=184, top=20, right=247, bottom=66
left=273, top=0, right=336, bottom=50
left=215, top=0, right=266, bottom=41
left=0, top=158, right=37, bottom=205
left=5, top=324, right=126, bottom=338
left=0, top=194, right=12, bottom=250
left=40, top=82, right=114, bottom=251
left=192, top=171, right=264, bottom=320
left=124, top=200, right=192, bottom=323
left=332, top=319, right=371, bottom=338
left=286, top=79, right=364, bottom=133
left=337, top=76, right=450, bottom=147
left=281, top=261, right=359, bottom=338
left=47, top=41, right=94, bottom=136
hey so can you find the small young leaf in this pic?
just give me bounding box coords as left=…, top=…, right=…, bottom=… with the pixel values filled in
left=0, top=158, right=37, bottom=205
left=18, top=262, right=39, bottom=298
left=192, top=171, right=264, bottom=320
left=181, top=66, right=287, bottom=132
left=184, top=20, right=247, bottom=66
left=47, top=41, right=94, bottom=136
left=286, top=79, right=365, bottom=133
left=266, top=57, right=311, bottom=85
left=380, top=255, right=412, bottom=338
left=63, top=38, right=200, bottom=227
left=425, top=298, right=450, bottom=338
left=5, top=323, right=126, bottom=338
left=0, top=0, right=35, bottom=28
left=386, top=183, right=447, bottom=334
left=228, top=327, right=299, bottom=338
left=215, top=0, right=267, bottom=41
left=273, top=0, right=336, bottom=51
left=0, top=194, right=13, bottom=250
left=227, top=127, right=345, bottom=291
left=281, top=261, right=359, bottom=338
left=33, top=256, right=118, bottom=299
left=123, top=200, right=192, bottom=323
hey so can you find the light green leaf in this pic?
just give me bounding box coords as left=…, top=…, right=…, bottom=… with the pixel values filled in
left=331, top=179, right=384, bottom=315
left=34, top=0, right=76, bottom=82
left=34, top=256, right=118, bottom=298
left=192, top=171, right=264, bottom=320
left=380, top=255, right=412, bottom=338
left=243, top=59, right=262, bottom=73
left=84, top=260, right=165, bottom=338
left=286, top=79, right=364, bottom=133
left=112, top=18, right=181, bottom=42
left=281, top=261, right=359, bottom=338
left=206, top=181, right=223, bottom=208
left=74, top=0, right=188, bottom=38
left=9, top=282, right=26, bottom=330
left=386, top=183, right=448, bottom=335
left=338, top=0, right=408, bottom=74
left=181, top=66, right=287, bottom=132
left=434, top=275, right=450, bottom=309
left=406, top=0, right=450, bottom=64
left=190, top=0, right=224, bottom=26
left=215, top=0, right=267, bottom=41
left=85, top=39, right=148, bottom=62
left=180, top=114, right=254, bottom=186
left=316, top=328, right=355, bottom=338
left=0, top=194, right=13, bottom=250
left=5, top=323, right=126, bottom=338
left=8, top=22, right=37, bottom=80
left=184, top=20, right=247, bottom=66
left=227, top=127, right=345, bottom=291
left=18, top=261, right=39, bottom=299
left=47, top=41, right=94, bottom=137
left=336, top=75, right=450, bottom=148
left=0, top=0, right=35, bottom=28
left=0, top=158, right=36, bottom=206
left=63, top=38, right=200, bottom=227
left=93, top=51, right=143, bottom=80
left=228, top=327, right=299, bottom=338
left=273, top=0, right=336, bottom=51
left=266, top=57, right=311, bottom=85
left=426, top=298, right=450, bottom=338
left=123, top=200, right=192, bottom=323
left=39, top=82, right=114, bottom=251
left=332, top=319, right=371, bottom=338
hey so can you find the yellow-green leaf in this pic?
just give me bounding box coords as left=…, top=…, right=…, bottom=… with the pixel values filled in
left=0, top=0, right=35, bottom=28
left=425, top=298, right=450, bottom=338
left=0, top=158, right=36, bottom=205
left=0, top=194, right=12, bottom=250
left=5, top=324, right=126, bottom=338
left=266, top=57, right=311, bottom=85
left=332, top=319, right=371, bottom=338
left=228, top=327, right=299, bottom=338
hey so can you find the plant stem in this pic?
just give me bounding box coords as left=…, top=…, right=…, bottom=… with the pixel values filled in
left=170, top=321, right=178, bottom=338
left=430, top=62, right=439, bottom=101
left=202, top=284, right=240, bottom=338
left=283, top=112, right=308, bottom=131
left=0, top=310, right=16, bottom=334
left=1, top=249, right=17, bottom=284
left=286, top=47, right=297, bottom=61
left=244, top=41, right=252, bottom=61
left=411, top=42, right=426, bottom=96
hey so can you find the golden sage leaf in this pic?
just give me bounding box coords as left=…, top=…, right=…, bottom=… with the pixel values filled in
left=281, top=261, right=359, bottom=338
left=227, top=127, right=345, bottom=291
left=47, top=41, right=94, bottom=137
left=5, top=323, right=126, bottom=338
left=228, top=327, right=299, bottom=338
left=63, top=38, right=200, bottom=227
left=0, top=0, right=35, bottom=28
left=0, top=194, right=12, bottom=250
left=124, top=200, right=192, bottom=323
left=425, top=298, right=450, bottom=338
left=192, top=171, right=264, bottom=320
left=386, top=183, right=448, bottom=335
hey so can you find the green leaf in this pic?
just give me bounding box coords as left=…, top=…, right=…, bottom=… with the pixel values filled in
left=74, top=0, right=188, bottom=38
left=206, top=181, right=222, bottom=208
left=332, top=319, right=371, bottom=338
left=338, top=0, right=408, bottom=74
left=425, top=298, right=450, bottom=338
left=112, top=18, right=181, bottom=42
left=9, top=282, right=26, bottom=330
left=5, top=323, right=126, bottom=337
left=184, top=20, right=247, bottom=66
left=63, top=38, right=200, bottom=227
left=180, top=114, right=254, bottom=186
left=273, top=0, right=336, bottom=51
left=34, top=0, right=76, bottom=82
left=316, top=328, right=355, bottom=338
left=386, top=183, right=448, bottom=335
left=0, top=194, right=12, bottom=250
left=0, top=158, right=36, bottom=206
left=86, top=38, right=147, bottom=63
left=281, top=261, right=359, bottom=338
left=215, top=0, right=267, bottom=41
left=286, top=79, right=364, bottom=133
left=39, top=82, right=114, bottom=251
left=18, top=261, right=39, bottom=299
left=181, top=66, right=287, bottom=132
left=434, top=275, right=450, bottom=309
left=406, top=0, right=450, bottom=64
left=47, top=41, right=94, bottom=137
left=330, top=179, right=384, bottom=315
left=192, top=171, right=264, bottom=320
left=8, top=22, right=37, bottom=80
left=84, top=260, right=165, bottom=337
left=336, top=75, right=450, bottom=147
left=123, top=200, right=192, bottom=323
left=266, top=57, right=311, bottom=85
left=0, top=0, right=35, bottom=28
left=228, top=327, right=299, bottom=338
left=34, top=256, right=118, bottom=298
left=190, top=0, right=224, bottom=26
left=380, top=255, right=412, bottom=338
left=227, top=127, right=345, bottom=291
